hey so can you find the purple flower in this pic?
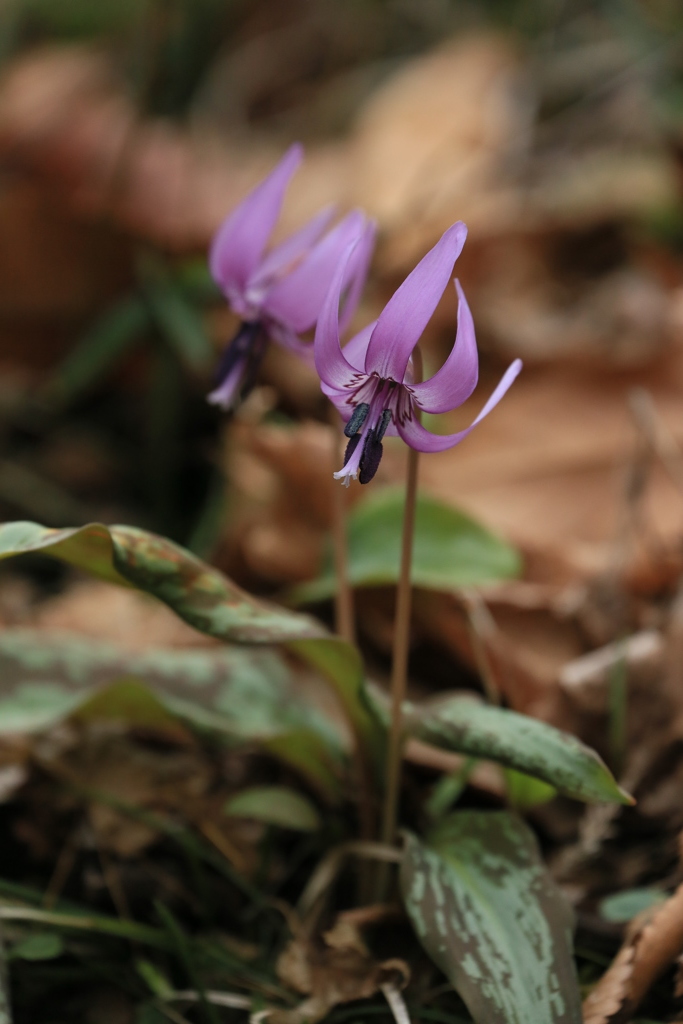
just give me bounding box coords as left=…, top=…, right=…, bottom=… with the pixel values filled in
left=208, top=143, right=374, bottom=410
left=315, top=221, right=522, bottom=485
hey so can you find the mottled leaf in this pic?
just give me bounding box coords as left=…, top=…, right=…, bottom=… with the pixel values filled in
left=401, top=812, right=582, bottom=1024
left=400, top=693, right=630, bottom=805
left=225, top=786, right=321, bottom=831
left=0, top=522, right=380, bottom=769
left=0, top=629, right=345, bottom=800
left=290, top=488, right=521, bottom=604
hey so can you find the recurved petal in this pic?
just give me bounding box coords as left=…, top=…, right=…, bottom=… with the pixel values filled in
left=314, top=242, right=365, bottom=390
left=262, top=209, right=367, bottom=333
left=209, top=143, right=303, bottom=293
left=248, top=205, right=336, bottom=291
left=364, top=221, right=467, bottom=381
left=396, top=359, right=522, bottom=452
left=411, top=280, right=479, bottom=414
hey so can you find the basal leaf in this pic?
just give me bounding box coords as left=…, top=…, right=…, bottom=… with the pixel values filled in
left=290, top=488, right=521, bottom=604
left=401, top=812, right=582, bottom=1024
left=224, top=786, right=321, bottom=831
left=0, top=629, right=345, bottom=800
left=0, top=521, right=380, bottom=771
left=402, top=693, right=630, bottom=805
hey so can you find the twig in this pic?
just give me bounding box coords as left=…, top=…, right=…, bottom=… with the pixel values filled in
left=168, top=990, right=252, bottom=1010
left=297, top=840, right=402, bottom=922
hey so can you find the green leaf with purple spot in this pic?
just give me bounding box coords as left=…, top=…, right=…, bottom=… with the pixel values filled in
left=0, top=628, right=345, bottom=801
left=401, top=812, right=582, bottom=1024
left=0, top=521, right=381, bottom=774
left=402, top=693, right=630, bottom=805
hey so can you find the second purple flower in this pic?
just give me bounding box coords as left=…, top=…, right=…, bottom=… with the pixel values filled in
left=208, top=144, right=375, bottom=411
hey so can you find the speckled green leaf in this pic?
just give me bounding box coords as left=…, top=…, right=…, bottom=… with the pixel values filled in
left=290, top=488, right=521, bottom=604
left=225, top=786, right=321, bottom=831
left=403, top=694, right=630, bottom=805
left=401, top=812, right=582, bottom=1024
left=0, top=628, right=345, bottom=800
left=0, top=522, right=380, bottom=768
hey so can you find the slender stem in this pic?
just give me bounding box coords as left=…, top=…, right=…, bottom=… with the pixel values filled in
left=380, top=446, right=419, bottom=849
left=329, top=410, right=356, bottom=645
left=377, top=348, right=423, bottom=895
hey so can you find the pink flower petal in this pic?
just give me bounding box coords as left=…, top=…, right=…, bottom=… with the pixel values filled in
left=209, top=143, right=303, bottom=293
left=313, top=242, right=365, bottom=391
left=396, top=359, right=522, bottom=452
left=364, top=221, right=467, bottom=381
left=338, top=220, right=376, bottom=333
left=248, top=205, right=336, bottom=291
left=410, top=281, right=479, bottom=414
left=341, top=321, right=376, bottom=371
left=262, top=209, right=369, bottom=333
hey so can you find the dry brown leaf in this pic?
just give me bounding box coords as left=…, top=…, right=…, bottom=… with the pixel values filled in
left=64, top=733, right=213, bottom=857
left=473, top=235, right=678, bottom=367
left=559, top=632, right=664, bottom=716
left=0, top=45, right=345, bottom=252
left=223, top=416, right=380, bottom=585
left=348, top=35, right=528, bottom=267
left=413, top=585, right=584, bottom=717
left=419, top=351, right=683, bottom=567
left=274, top=914, right=409, bottom=1024
left=583, top=884, right=683, bottom=1022
left=33, top=580, right=214, bottom=650
left=583, top=942, right=637, bottom=1024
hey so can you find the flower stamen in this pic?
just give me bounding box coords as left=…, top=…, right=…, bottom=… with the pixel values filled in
left=344, top=402, right=370, bottom=438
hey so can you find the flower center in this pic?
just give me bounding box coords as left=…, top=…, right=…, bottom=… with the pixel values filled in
left=337, top=376, right=403, bottom=485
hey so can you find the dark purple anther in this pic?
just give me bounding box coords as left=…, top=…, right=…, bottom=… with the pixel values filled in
left=358, top=430, right=384, bottom=484
left=344, top=402, right=370, bottom=438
